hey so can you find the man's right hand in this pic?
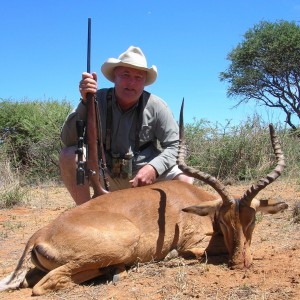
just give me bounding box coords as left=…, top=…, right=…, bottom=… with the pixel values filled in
left=79, top=72, right=98, bottom=102
left=129, top=164, right=158, bottom=188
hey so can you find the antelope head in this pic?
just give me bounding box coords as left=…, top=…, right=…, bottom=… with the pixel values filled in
left=177, top=100, right=288, bottom=268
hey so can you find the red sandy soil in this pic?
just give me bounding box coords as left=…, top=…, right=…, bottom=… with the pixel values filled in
left=0, top=179, right=299, bottom=299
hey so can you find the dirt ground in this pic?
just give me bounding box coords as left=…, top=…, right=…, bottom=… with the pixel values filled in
left=0, top=179, right=299, bottom=300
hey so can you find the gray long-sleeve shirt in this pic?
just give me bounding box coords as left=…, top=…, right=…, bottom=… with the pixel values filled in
left=61, top=88, right=179, bottom=176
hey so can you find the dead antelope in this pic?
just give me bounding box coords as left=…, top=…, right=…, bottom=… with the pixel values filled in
left=0, top=112, right=287, bottom=296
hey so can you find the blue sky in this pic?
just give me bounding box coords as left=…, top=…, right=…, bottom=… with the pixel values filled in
left=1, top=0, right=299, bottom=125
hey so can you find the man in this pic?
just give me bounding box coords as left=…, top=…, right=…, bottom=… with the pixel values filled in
left=60, top=46, right=193, bottom=205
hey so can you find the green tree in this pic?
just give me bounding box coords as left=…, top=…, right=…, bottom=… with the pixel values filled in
left=220, top=20, right=300, bottom=131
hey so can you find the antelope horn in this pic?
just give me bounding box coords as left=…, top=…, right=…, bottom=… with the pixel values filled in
left=240, top=124, right=285, bottom=206
left=177, top=99, right=234, bottom=204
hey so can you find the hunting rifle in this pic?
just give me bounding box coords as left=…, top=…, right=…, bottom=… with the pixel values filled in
left=76, top=18, right=109, bottom=196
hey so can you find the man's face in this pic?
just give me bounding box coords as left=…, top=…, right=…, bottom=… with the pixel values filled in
left=113, top=66, right=147, bottom=109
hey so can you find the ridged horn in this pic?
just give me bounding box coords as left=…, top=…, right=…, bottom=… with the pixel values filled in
left=177, top=98, right=234, bottom=204
left=240, top=124, right=285, bottom=206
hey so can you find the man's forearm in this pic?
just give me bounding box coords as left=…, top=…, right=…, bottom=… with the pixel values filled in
left=148, top=141, right=178, bottom=175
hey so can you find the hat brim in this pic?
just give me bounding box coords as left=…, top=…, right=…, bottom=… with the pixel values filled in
left=101, top=59, right=157, bottom=86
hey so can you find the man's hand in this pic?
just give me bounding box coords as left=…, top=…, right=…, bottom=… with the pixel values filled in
left=130, top=164, right=158, bottom=187
left=79, top=72, right=98, bottom=102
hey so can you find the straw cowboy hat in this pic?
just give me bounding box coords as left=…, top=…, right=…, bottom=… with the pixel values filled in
left=101, top=46, right=157, bottom=86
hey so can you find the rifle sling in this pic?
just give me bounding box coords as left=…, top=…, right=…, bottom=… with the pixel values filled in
left=94, top=98, right=110, bottom=191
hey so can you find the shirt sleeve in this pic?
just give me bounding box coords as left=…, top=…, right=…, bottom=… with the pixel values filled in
left=60, top=89, right=108, bottom=147
left=144, top=95, right=179, bottom=176
left=60, top=101, right=87, bottom=147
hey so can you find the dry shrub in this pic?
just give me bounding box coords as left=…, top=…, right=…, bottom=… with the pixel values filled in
left=0, top=159, right=28, bottom=208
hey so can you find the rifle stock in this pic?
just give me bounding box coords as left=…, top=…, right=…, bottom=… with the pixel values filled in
left=76, top=18, right=109, bottom=197
left=86, top=93, right=107, bottom=196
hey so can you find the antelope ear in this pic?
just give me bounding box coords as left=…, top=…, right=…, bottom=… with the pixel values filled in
left=182, top=199, right=222, bottom=216
left=256, top=197, right=288, bottom=214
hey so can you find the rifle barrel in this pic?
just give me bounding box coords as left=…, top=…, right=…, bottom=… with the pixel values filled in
left=87, top=18, right=91, bottom=73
